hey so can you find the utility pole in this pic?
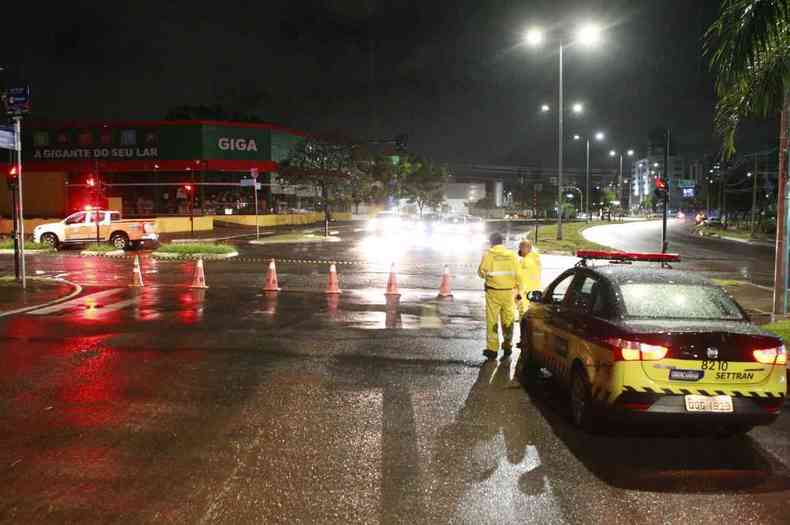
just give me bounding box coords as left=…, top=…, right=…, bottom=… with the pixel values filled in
left=661, top=128, right=670, bottom=253
left=585, top=138, right=590, bottom=222
left=773, top=93, right=789, bottom=316
left=556, top=44, right=564, bottom=240
left=751, top=155, right=759, bottom=237
left=13, top=117, right=25, bottom=287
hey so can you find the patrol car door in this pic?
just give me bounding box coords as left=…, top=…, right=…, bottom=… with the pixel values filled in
left=564, top=274, right=619, bottom=392
left=63, top=212, right=91, bottom=241
left=538, top=271, right=578, bottom=375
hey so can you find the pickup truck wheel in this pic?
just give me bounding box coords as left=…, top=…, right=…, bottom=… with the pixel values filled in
left=41, top=233, right=59, bottom=249
left=110, top=232, right=130, bottom=250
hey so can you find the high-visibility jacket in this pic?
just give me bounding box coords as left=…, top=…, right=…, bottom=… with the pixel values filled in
left=518, top=250, right=542, bottom=296
left=478, top=245, right=521, bottom=290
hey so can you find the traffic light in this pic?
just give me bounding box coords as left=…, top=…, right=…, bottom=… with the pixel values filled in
left=6, top=165, right=19, bottom=185
left=86, top=176, right=96, bottom=187
left=653, top=177, right=667, bottom=202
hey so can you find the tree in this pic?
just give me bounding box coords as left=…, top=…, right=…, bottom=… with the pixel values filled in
left=351, top=153, right=397, bottom=213
left=706, top=0, right=790, bottom=313
left=280, top=138, right=355, bottom=236
left=164, top=104, right=266, bottom=122
left=399, top=157, right=449, bottom=216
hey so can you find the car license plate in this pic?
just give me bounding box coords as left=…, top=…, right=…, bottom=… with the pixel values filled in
left=670, top=369, right=704, bottom=381
left=684, top=395, right=733, bottom=413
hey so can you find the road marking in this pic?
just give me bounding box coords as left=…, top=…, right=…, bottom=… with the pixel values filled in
left=99, top=297, right=139, bottom=313
left=28, top=288, right=125, bottom=315
left=0, top=279, right=83, bottom=318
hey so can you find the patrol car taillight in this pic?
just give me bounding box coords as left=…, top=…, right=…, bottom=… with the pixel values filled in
left=607, top=337, right=668, bottom=361
left=753, top=345, right=786, bottom=365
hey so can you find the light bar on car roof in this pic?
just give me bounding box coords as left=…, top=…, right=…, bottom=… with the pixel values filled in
left=576, top=250, right=681, bottom=263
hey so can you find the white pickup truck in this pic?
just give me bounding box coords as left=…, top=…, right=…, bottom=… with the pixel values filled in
left=32, top=210, right=158, bottom=250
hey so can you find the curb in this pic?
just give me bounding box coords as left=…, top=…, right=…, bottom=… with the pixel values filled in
left=152, top=251, right=239, bottom=260
left=248, top=237, right=342, bottom=245
left=80, top=249, right=127, bottom=257
left=0, top=278, right=83, bottom=318
left=0, top=249, right=52, bottom=255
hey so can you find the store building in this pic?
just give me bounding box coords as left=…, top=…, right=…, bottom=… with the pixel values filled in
left=0, top=119, right=312, bottom=218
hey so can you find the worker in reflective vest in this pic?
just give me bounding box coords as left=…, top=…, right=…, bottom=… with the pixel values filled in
left=516, top=239, right=542, bottom=318
left=478, top=232, right=522, bottom=361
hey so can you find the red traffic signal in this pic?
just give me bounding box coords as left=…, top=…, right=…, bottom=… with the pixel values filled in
left=6, top=166, right=19, bottom=184
left=184, top=184, right=193, bottom=192
left=86, top=177, right=96, bottom=187
left=655, top=178, right=667, bottom=190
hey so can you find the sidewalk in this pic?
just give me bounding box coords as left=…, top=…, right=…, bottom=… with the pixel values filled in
left=0, top=278, right=78, bottom=316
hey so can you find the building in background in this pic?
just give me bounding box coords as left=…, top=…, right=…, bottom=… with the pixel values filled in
left=0, top=119, right=312, bottom=218
left=443, top=182, right=486, bottom=214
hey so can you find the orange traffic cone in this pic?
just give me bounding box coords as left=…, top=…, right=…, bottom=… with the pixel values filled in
left=190, top=258, right=209, bottom=289
left=263, top=259, right=281, bottom=292
left=437, top=264, right=453, bottom=298
left=326, top=263, right=342, bottom=294
left=384, top=262, right=400, bottom=297
left=130, top=255, right=144, bottom=288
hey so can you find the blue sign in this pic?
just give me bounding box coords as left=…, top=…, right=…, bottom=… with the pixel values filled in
left=2, top=86, right=31, bottom=115
left=0, top=126, right=16, bottom=151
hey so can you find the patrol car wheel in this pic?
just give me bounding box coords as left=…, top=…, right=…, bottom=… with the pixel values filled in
left=41, top=233, right=59, bottom=250
left=110, top=232, right=130, bottom=250
left=570, top=368, right=596, bottom=432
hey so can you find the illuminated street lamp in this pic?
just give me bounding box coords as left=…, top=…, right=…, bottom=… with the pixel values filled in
left=572, top=102, right=584, bottom=114
left=525, top=21, right=604, bottom=239
left=540, top=103, right=550, bottom=113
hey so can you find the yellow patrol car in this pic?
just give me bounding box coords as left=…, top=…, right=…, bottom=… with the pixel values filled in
left=522, top=250, right=787, bottom=435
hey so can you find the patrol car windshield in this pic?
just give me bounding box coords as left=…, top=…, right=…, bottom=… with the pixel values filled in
left=620, top=284, right=744, bottom=321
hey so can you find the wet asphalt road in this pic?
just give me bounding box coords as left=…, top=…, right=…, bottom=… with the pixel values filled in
left=1, top=222, right=790, bottom=524
left=583, top=219, right=776, bottom=287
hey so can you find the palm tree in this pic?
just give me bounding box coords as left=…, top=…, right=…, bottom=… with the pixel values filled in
left=706, top=0, right=790, bottom=314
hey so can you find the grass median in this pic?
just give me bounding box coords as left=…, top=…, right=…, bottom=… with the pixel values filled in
left=0, top=238, right=47, bottom=250
left=529, top=220, right=614, bottom=254
left=249, top=232, right=341, bottom=244
left=155, top=242, right=237, bottom=255
left=762, top=320, right=790, bottom=346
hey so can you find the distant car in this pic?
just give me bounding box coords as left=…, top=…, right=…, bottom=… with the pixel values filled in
left=523, top=250, right=786, bottom=435
left=366, top=210, right=402, bottom=233
left=33, top=210, right=158, bottom=250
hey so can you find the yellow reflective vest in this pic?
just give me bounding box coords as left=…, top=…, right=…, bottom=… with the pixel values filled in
left=478, top=245, right=521, bottom=290
left=518, top=251, right=542, bottom=295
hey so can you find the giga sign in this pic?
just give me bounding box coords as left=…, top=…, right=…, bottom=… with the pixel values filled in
left=218, top=137, right=258, bottom=152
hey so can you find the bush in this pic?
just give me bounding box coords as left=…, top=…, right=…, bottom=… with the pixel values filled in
left=155, top=243, right=236, bottom=255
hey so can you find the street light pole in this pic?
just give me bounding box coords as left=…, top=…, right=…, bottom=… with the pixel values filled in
left=557, top=44, right=564, bottom=240
left=618, top=153, right=623, bottom=206
left=585, top=137, right=590, bottom=222
left=751, top=156, right=759, bottom=237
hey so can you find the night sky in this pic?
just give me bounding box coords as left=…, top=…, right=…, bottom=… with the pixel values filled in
left=1, top=1, right=779, bottom=167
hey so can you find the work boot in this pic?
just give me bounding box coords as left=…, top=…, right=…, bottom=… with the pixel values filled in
left=500, top=349, right=512, bottom=361
left=483, top=350, right=497, bottom=360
